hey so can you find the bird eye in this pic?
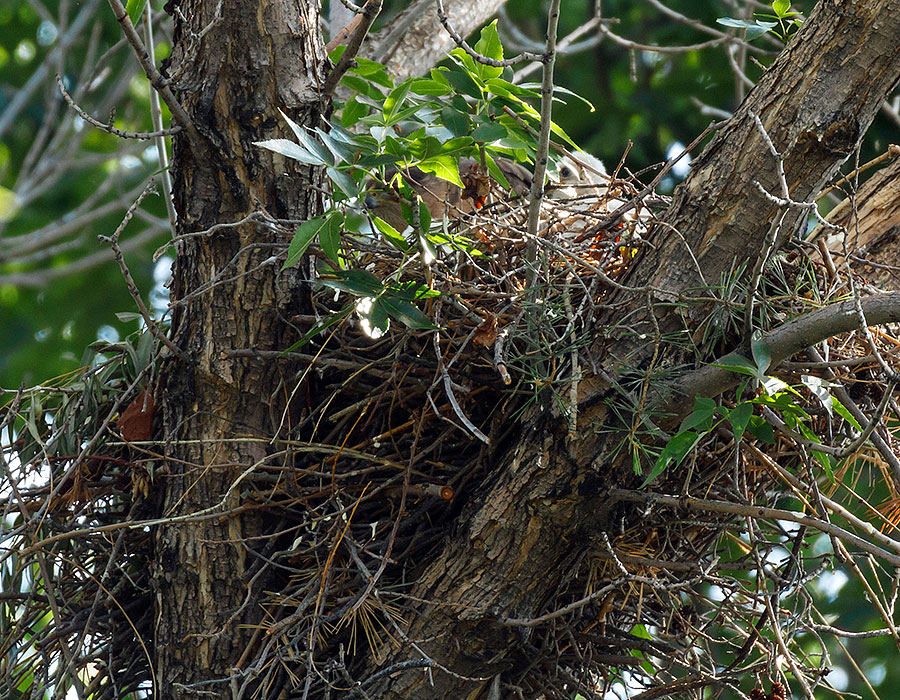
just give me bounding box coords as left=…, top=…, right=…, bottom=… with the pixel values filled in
left=560, top=166, right=572, bottom=178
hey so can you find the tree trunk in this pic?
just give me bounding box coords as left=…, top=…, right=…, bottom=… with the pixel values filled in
left=811, top=148, right=900, bottom=288
left=153, top=0, right=327, bottom=697
left=364, top=1, right=900, bottom=696
left=367, top=0, right=509, bottom=81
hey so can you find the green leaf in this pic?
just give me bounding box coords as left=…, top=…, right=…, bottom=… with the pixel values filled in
left=372, top=216, right=411, bottom=252
left=831, top=397, right=862, bottom=431
left=316, top=128, right=352, bottom=164
left=728, top=402, right=754, bottom=439
left=341, top=74, right=386, bottom=100
left=418, top=198, right=432, bottom=232
left=474, top=20, right=503, bottom=62
left=125, top=0, right=149, bottom=26
left=278, top=109, right=334, bottom=165
left=282, top=305, right=352, bottom=353
left=367, top=298, right=391, bottom=335
left=484, top=154, right=512, bottom=190
left=520, top=82, right=596, bottom=112
left=318, top=212, right=343, bottom=264
left=750, top=331, right=772, bottom=375
left=801, top=374, right=832, bottom=415
left=761, top=376, right=790, bottom=396
left=642, top=430, right=701, bottom=486
left=442, top=65, right=483, bottom=99
left=383, top=79, right=414, bottom=124
left=340, top=96, right=369, bottom=127
left=410, top=78, right=452, bottom=96
left=485, top=78, right=541, bottom=101
left=441, top=106, right=471, bottom=137
left=473, top=20, right=504, bottom=80
left=326, top=166, right=358, bottom=199
left=772, top=0, right=791, bottom=18
left=282, top=216, right=330, bottom=270
left=681, top=396, right=717, bottom=432
left=712, top=354, right=758, bottom=377
left=254, top=139, right=325, bottom=166
left=380, top=294, right=436, bottom=330
left=813, top=450, right=835, bottom=482
left=472, top=121, right=508, bottom=143
left=716, top=17, right=778, bottom=38
left=319, top=269, right=384, bottom=297
left=351, top=58, right=394, bottom=88
left=390, top=280, right=440, bottom=300
left=747, top=415, right=776, bottom=443
left=417, top=155, right=464, bottom=187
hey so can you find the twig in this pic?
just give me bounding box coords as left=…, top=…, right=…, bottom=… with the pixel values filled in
left=525, top=0, right=563, bottom=282
left=439, top=356, right=489, bottom=444
left=806, top=346, right=900, bottom=489
left=142, top=11, right=177, bottom=236
left=105, top=0, right=199, bottom=143
left=817, top=143, right=900, bottom=200
left=55, top=74, right=181, bottom=139
left=667, top=292, right=900, bottom=419
left=98, top=179, right=188, bottom=363
left=608, top=488, right=900, bottom=566
left=323, top=0, right=383, bottom=96
left=435, top=0, right=541, bottom=67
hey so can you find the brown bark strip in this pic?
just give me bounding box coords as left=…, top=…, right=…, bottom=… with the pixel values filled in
left=811, top=145, right=900, bottom=288
left=153, top=0, right=328, bottom=697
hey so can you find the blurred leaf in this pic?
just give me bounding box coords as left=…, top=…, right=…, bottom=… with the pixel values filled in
left=716, top=17, right=778, bottom=38
left=126, top=0, right=149, bottom=26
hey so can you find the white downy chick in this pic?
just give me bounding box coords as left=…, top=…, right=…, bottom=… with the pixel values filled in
left=549, top=152, right=609, bottom=200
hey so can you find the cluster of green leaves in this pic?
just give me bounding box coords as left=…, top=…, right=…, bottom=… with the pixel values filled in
left=717, top=1, right=803, bottom=41
left=15, top=329, right=156, bottom=466
left=256, top=22, right=584, bottom=340
left=641, top=332, right=862, bottom=486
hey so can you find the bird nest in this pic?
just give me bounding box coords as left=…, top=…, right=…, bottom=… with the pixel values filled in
left=4, top=177, right=900, bottom=700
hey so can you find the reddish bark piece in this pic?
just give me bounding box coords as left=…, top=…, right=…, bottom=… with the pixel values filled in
left=118, top=389, right=155, bottom=442
left=473, top=313, right=499, bottom=348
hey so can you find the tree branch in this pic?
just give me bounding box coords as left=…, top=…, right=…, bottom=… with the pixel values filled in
left=667, top=292, right=900, bottom=418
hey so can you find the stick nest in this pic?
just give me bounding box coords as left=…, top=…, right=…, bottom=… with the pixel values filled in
left=4, top=179, right=900, bottom=700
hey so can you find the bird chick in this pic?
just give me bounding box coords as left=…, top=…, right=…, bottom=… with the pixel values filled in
left=366, top=157, right=532, bottom=231
left=548, top=151, right=609, bottom=200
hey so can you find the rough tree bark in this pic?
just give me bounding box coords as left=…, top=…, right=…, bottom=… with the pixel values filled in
left=153, top=0, right=327, bottom=697
left=810, top=147, right=900, bottom=288
left=366, top=0, right=509, bottom=81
